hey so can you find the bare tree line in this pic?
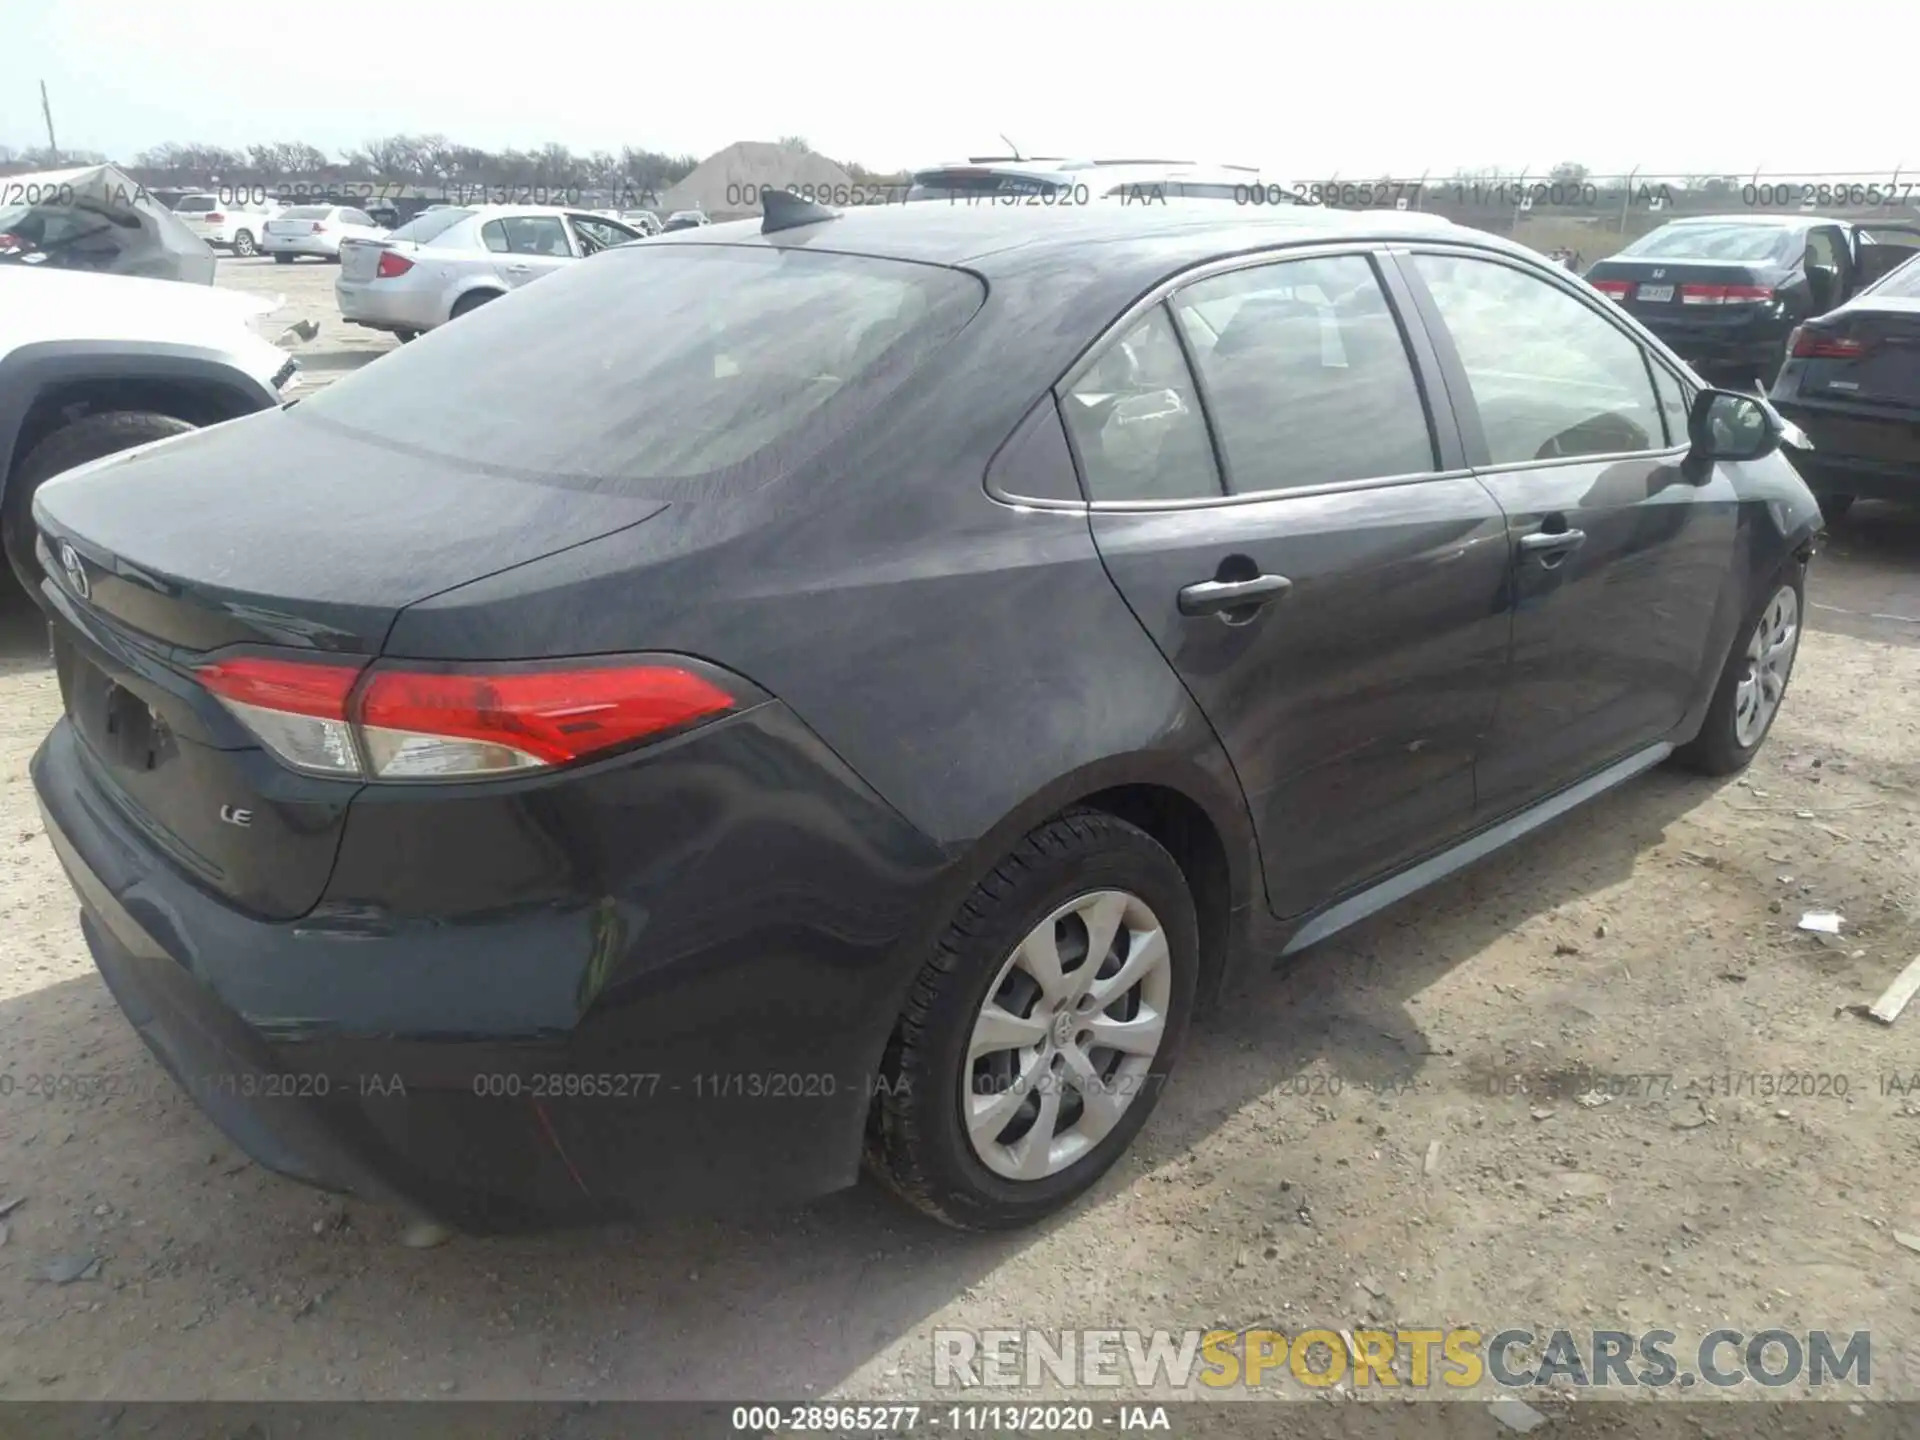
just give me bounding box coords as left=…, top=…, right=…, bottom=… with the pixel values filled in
left=0, top=134, right=907, bottom=191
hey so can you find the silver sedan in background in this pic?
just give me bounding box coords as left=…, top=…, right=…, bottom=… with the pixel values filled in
left=334, top=205, right=646, bottom=341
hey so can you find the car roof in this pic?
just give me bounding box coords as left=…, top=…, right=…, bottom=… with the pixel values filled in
left=1651, top=213, right=1841, bottom=230
left=648, top=201, right=1472, bottom=282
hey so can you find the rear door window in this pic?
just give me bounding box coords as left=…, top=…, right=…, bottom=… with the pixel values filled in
left=293, top=246, right=985, bottom=487
left=1170, top=254, right=1436, bottom=493
left=1410, top=253, right=1664, bottom=465
left=496, top=215, right=572, bottom=257
left=1060, top=307, right=1221, bottom=502
left=341, top=208, right=377, bottom=229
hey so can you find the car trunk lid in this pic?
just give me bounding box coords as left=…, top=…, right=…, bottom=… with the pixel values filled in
left=32, top=408, right=667, bottom=920
left=32, top=406, right=667, bottom=656
left=338, top=237, right=400, bottom=282
left=1585, top=259, right=1783, bottom=321
left=1792, top=298, right=1920, bottom=406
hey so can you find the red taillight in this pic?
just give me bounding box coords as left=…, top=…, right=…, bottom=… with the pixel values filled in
left=1681, top=283, right=1775, bottom=306
left=374, top=249, right=414, bottom=278
left=310, top=222, right=327, bottom=234
left=205, top=212, right=225, bottom=224
left=197, top=657, right=366, bottom=776
left=1592, top=279, right=1633, bottom=302
left=357, top=663, right=736, bottom=777
left=1789, top=326, right=1866, bottom=359
left=195, top=655, right=736, bottom=781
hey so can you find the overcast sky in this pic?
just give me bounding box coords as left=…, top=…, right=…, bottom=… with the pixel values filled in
left=3, top=0, right=1912, bottom=179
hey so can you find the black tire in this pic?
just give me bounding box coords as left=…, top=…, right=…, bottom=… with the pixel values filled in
left=1817, top=492, right=1855, bottom=524
left=1672, top=566, right=1806, bottom=777
left=450, top=291, right=499, bottom=320
left=232, top=230, right=256, bottom=257
left=866, top=810, right=1198, bottom=1231
left=393, top=328, right=419, bottom=344
left=4, top=412, right=196, bottom=589
left=273, top=253, right=293, bottom=265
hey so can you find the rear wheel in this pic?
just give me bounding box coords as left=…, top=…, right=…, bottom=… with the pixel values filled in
left=4, top=412, right=196, bottom=589
left=450, top=291, right=499, bottom=321
left=1673, top=570, right=1804, bottom=776
left=867, top=811, right=1197, bottom=1230
left=273, top=253, right=293, bottom=265
left=232, top=230, right=256, bottom=257
left=393, top=328, right=419, bottom=344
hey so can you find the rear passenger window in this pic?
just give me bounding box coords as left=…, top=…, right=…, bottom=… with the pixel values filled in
left=499, top=216, right=571, bottom=256
left=1170, top=255, right=1435, bottom=493
left=1060, top=307, right=1222, bottom=503
left=342, top=209, right=376, bottom=228
left=481, top=220, right=510, bottom=253
left=1411, top=253, right=1663, bottom=464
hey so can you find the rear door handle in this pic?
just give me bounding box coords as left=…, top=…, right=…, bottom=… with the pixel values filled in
left=1519, top=528, right=1587, bottom=555
left=506, top=264, right=531, bottom=273
left=1177, top=574, right=1293, bottom=617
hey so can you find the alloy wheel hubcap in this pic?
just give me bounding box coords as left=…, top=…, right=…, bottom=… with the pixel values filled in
left=1734, top=585, right=1799, bottom=749
left=963, top=889, right=1172, bottom=1182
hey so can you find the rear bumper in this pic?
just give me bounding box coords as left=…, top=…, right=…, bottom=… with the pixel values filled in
left=32, top=700, right=951, bottom=1232
left=1638, top=314, right=1791, bottom=370
left=263, top=236, right=338, bottom=258
left=335, top=279, right=443, bottom=331
left=1774, top=403, right=1920, bottom=499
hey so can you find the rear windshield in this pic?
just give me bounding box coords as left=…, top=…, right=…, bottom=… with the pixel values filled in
left=294, top=245, right=985, bottom=487
left=279, top=205, right=332, bottom=220
left=387, top=208, right=473, bottom=243
left=907, top=169, right=1070, bottom=201
left=174, top=196, right=217, bottom=213
left=1617, top=224, right=1796, bottom=263
left=1867, top=250, right=1920, bottom=298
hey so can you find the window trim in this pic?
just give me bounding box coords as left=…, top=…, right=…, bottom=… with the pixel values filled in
left=1047, top=242, right=1472, bottom=514
left=1391, top=245, right=1689, bottom=475
left=1057, top=300, right=1227, bottom=507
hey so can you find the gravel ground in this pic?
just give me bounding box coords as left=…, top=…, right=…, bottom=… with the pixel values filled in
left=0, top=256, right=1917, bottom=1410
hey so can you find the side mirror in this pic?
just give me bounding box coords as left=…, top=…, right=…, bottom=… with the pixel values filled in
left=1687, top=388, right=1781, bottom=465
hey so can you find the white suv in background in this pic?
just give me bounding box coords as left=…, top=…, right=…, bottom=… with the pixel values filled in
left=171, top=193, right=282, bottom=257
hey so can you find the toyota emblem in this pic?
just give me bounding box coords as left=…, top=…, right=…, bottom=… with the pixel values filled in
left=59, top=542, right=89, bottom=600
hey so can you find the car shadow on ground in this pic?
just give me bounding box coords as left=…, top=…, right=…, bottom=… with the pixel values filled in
left=0, top=630, right=1719, bottom=1401
left=0, top=583, right=49, bottom=675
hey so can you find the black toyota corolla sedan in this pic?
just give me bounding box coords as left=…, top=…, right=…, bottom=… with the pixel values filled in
left=28, top=196, right=1821, bottom=1234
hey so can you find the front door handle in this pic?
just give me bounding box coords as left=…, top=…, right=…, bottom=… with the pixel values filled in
left=506, top=264, right=531, bottom=274
left=1178, top=574, right=1293, bottom=618
left=1519, top=528, right=1587, bottom=556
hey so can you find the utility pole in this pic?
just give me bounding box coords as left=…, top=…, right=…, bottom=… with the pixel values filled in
left=40, top=80, right=58, bottom=163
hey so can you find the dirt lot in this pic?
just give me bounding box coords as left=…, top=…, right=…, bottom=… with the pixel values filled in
left=0, top=257, right=1918, bottom=1410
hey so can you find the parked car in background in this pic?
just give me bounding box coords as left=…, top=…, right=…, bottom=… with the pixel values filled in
left=0, top=264, right=296, bottom=589
left=622, top=209, right=662, bottom=235
left=28, top=200, right=1819, bottom=1237
left=335, top=205, right=646, bottom=340
left=904, top=158, right=1296, bottom=207
left=262, top=204, right=386, bottom=263
left=1768, top=248, right=1920, bottom=522
left=661, top=209, right=710, bottom=232
left=171, top=193, right=282, bottom=257
left=1584, top=215, right=1920, bottom=386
